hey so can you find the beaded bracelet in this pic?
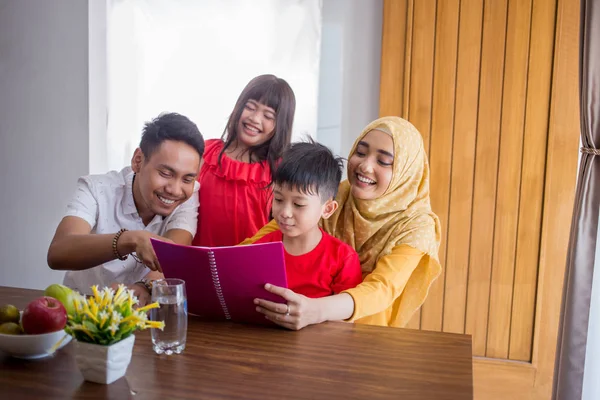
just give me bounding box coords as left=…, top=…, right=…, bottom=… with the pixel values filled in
left=112, top=228, right=128, bottom=260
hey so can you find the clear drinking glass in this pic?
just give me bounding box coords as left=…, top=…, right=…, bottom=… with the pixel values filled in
left=150, top=278, right=187, bottom=355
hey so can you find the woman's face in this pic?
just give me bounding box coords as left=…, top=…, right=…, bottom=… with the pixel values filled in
left=347, top=129, right=394, bottom=200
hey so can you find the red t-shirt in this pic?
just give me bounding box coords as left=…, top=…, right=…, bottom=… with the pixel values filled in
left=193, top=139, right=272, bottom=247
left=255, top=229, right=363, bottom=298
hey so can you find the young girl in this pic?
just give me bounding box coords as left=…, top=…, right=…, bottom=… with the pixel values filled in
left=193, top=74, right=296, bottom=247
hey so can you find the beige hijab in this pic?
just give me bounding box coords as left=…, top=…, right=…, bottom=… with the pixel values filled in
left=322, top=116, right=441, bottom=273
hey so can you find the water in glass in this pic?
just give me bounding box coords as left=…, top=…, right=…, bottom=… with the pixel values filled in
left=150, top=279, right=187, bottom=355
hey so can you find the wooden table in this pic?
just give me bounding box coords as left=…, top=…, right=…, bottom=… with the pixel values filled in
left=0, top=286, right=473, bottom=399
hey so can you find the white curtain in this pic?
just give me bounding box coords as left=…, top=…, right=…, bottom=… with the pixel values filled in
left=106, top=0, right=322, bottom=171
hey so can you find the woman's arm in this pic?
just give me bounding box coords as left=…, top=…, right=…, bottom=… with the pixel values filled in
left=343, top=244, right=426, bottom=321
left=254, top=244, right=430, bottom=330
left=239, top=219, right=280, bottom=245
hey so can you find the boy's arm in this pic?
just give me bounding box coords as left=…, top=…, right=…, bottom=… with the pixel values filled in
left=331, top=250, right=363, bottom=294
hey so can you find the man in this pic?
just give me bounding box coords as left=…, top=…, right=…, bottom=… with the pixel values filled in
left=48, top=112, right=204, bottom=304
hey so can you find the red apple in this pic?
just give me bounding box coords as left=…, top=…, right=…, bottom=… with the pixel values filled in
left=21, top=296, right=67, bottom=334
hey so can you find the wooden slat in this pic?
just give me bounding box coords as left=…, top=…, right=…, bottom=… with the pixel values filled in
left=402, top=0, right=414, bottom=119
left=508, top=0, right=557, bottom=362
left=418, top=0, right=456, bottom=331
left=407, top=0, right=437, bottom=331
left=531, top=0, right=580, bottom=396
left=464, top=0, right=509, bottom=355
left=379, top=0, right=408, bottom=117
left=406, top=0, right=436, bottom=153
left=442, top=0, right=484, bottom=335
left=426, top=0, right=460, bottom=333
left=486, top=0, right=533, bottom=359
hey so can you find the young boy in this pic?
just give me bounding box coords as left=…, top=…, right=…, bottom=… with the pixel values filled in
left=255, top=140, right=362, bottom=298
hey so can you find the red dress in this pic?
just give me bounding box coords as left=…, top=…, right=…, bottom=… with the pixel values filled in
left=255, top=229, right=363, bottom=298
left=193, top=139, right=273, bottom=247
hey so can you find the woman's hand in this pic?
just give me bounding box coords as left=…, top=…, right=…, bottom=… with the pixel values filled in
left=254, top=284, right=324, bottom=330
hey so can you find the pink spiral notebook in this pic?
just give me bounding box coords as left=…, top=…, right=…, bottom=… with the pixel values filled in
left=150, top=239, right=288, bottom=325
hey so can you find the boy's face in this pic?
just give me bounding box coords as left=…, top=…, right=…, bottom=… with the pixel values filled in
left=132, top=140, right=201, bottom=218
left=272, top=183, right=337, bottom=239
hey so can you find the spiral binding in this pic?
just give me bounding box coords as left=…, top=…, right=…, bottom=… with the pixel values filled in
left=208, top=251, right=231, bottom=319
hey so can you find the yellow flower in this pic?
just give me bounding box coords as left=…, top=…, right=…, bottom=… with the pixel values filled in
left=88, top=297, right=99, bottom=316
left=71, top=323, right=94, bottom=340
left=91, top=285, right=101, bottom=303
left=66, top=285, right=166, bottom=344
left=111, top=311, right=123, bottom=324
left=109, top=322, right=119, bottom=336
left=136, top=302, right=160, bottom=313
left=119, top=314, right=140, bottom=326
left=114, top=284, right=125, bottom=299
left=84, top=309, right=98, bottom=324
left=73, top=297, right=81, bottom=313
left=146, top=320, right=165, bottom=330
left=98, top=311, right=109, bottom=328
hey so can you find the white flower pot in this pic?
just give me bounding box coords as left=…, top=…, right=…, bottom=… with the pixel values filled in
left=74, top=334, right=135, bottom=384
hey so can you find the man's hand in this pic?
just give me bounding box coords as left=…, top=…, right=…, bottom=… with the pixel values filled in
left=119, top=231, right=174, bottom=273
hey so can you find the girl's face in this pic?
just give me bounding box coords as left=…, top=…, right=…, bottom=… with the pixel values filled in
left=236, top=99, right=276, bottom=149
left=347, top=129, right=395, bottom=200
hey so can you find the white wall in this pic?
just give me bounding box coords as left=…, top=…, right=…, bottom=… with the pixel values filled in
left=316, top=0, right=383, bottom=161
left=582, top=212, right=600, bottom=399
left=0, top=0, right=383, bottom=290
left=0, top=0, right=89, bottom=289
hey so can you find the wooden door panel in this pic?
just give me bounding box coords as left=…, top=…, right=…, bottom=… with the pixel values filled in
left=379, top=0, right=579, bottom=398
left=509, top=0, right=557, bottom=362
left=486, top=0, right=532, bottom=359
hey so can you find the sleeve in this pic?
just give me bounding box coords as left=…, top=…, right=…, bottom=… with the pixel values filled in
left=331, top=249, right=363, bottom=294
left=239, top=219, right=280, bottom=245
left=165, top=182, right=200, bottom=236
left=64, top=177, right=99, bottom=229
left=342, top=244, right=426, bottom=322
left=253, top=230, right=276, bottom=245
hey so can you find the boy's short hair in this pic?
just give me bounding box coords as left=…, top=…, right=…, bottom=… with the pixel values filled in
left=272, top=138, right=343, bottom=202
left=140, top=112, right=205, bottom=159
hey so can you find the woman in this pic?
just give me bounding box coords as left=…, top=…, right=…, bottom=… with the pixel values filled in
left=249, top=116, right=442, bottom=330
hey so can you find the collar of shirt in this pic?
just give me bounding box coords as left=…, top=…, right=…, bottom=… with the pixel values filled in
left=120, top=168, right=164, bottom=228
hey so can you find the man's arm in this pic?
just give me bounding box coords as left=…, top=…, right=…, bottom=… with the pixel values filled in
left=47, top=216, right=169, bottom=272
left=164, top=228, right=193, bottom=245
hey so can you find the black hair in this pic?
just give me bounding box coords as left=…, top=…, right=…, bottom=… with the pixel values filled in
left=272, top=138, right=343, bottom=202
left=220, top=74, right=296, bottom=173
left=140, top=112, right=205, bottom=159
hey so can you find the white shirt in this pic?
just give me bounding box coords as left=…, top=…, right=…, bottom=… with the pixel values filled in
left=62, top=167, right=199, bottom=294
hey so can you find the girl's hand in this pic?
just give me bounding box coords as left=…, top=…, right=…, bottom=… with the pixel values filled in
left=254, top=284, right=324, bottom=330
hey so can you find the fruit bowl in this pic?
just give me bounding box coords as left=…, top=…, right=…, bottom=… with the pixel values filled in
left=0, top=313, right=71, bottom=359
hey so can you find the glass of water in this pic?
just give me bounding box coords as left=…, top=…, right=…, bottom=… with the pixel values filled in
left=150, top=278, right=187, bottom=355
